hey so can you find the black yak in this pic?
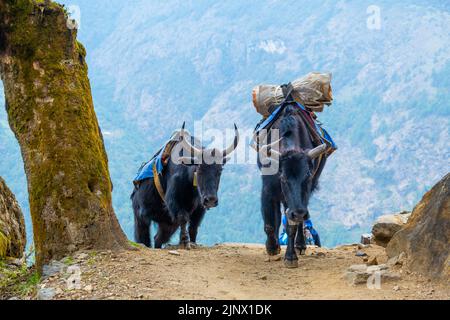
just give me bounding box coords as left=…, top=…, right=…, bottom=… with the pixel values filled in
left=131, top=124, right=239, bottom=249
left=253, top=103, right=329, bottom=268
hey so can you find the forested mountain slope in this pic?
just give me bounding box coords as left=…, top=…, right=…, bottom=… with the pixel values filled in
left=1, top=0, right=449, bottom=246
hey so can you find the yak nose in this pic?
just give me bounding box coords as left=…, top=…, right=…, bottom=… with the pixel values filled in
left=288, top=209, right=308, bottom=223
left=203, top=196, right=218, bottom=208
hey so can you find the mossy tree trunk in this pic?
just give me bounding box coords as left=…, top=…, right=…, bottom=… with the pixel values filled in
left=0, top=0, right=129, bottom=270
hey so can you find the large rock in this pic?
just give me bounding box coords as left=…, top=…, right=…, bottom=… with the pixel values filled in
left=387, top=174, right=450, bottom=279
left=372, top=211, right=411, bottom=247
left=36, top=288, right=56, bottom=301
left=345, top=264, right=400, bottom=286
left=0, top=177, right=26, bottom=258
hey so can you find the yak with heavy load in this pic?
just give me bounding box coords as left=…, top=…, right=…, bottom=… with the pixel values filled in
left=131, top=123, right=239, bottom=249
left=251, top=72, right=337, bottom=268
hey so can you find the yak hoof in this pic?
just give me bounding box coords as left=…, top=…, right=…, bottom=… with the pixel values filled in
left=284, top=259, right=299, bottom=268
left=295, top=247, right=307, bottom=256
left=266, top=246, right=281, bottom=256
left=189, top=242, right=198, bottom=249
left=265, top=254, right=282, bottom=262
left=179, top=242, right=191, bottom=250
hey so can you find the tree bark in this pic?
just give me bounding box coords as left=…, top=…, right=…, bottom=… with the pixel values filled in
left=0, top=0, right=130, bottom=270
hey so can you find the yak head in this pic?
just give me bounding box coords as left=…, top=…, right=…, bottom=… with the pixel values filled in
left=278, top=149, right=321, bottom=222
left=176, top=123, right=239, bottom=210
left=253, top=116, right=327, bottom=223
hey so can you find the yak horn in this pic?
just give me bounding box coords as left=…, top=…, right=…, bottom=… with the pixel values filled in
left=251, top=136, right=281, bottom=162
left=180, top=122, right=203, bottom=157
left=259, top=137, right=282, bottom=155
left=252, top=136, right=282, bottom=151
left=261, top=152, right=279, bottom=164
left=308, top=144, right=328, bottom=159
left=263, top=148, right=281, bottom=158
left=251, top=144, right=280, bottom=163
left=222, top=124, right=240, bottom=157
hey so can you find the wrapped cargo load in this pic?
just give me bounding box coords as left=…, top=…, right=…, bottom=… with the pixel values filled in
left=252, top=72, right=333, bottom=117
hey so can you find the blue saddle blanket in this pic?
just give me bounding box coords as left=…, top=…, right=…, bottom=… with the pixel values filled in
left=254, top=101, right=337, bottom=151
left=133, top=131, right=201, bottom=184
left=133, top=148, right=165, bottom=183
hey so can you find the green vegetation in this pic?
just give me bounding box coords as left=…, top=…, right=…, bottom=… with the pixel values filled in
left=62, top=256, right=75, bottom=265
left=128, top=240, right=141, bottom=248
left=0, top=260, right=40, bottom=299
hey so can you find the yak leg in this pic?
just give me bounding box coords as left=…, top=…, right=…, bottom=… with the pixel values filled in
left=154, top=222, right=178, bottom=249
left=295, top=222, right=307, bottom=255
left=262, top=193, right=281, bottom=256
left=178, top=214, right=191, bottom=250
left=164, top=182, right=190, bottom=249
left=313, top=231, right=322, bottom=247
left=179, top=223, right=190, bottom=250
left=189, top=206, right=206, bottom=245
left=134, top=208, right=151, bottom=247
left=285, top=222, right=299, bottom=268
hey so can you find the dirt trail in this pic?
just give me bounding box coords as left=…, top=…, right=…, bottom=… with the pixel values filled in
left=39, top=243, right=449, bottom=300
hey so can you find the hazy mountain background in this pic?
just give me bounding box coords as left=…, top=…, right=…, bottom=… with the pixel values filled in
left=1, top=0, right=449, bottom=247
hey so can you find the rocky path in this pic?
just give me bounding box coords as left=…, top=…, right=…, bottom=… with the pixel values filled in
left=32, top=243, right=449, bottom=300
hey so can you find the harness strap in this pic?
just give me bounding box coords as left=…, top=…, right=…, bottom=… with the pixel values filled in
left=296, top=108, right=323, bottom=146
left=152, top=152, right=198, bottom=203
left=150, top=137, right=181, bottom=202
left=281, top=82, right=295, bottom=99
left=152, top=161, right=166, bottom=201
left=295, top=108, right=326, bottom=178
left=193, top=172, right=198, bottom=187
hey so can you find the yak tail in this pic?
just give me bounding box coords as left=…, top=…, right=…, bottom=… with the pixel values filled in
left=130, top=186, right=137, bottom=200
left=130, top=188, right=138, bottom=227
left=131, top=188, right=151, bottom=247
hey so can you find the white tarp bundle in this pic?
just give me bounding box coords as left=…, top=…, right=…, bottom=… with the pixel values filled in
left=252, top=72, right=333, bottom=117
